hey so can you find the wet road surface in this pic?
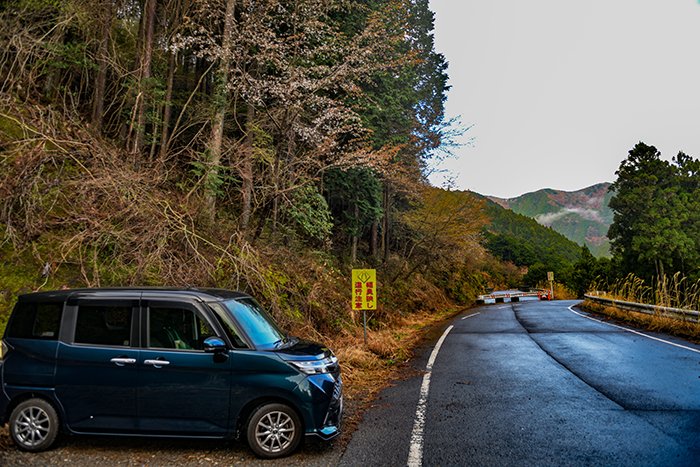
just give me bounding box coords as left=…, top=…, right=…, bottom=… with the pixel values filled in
left=339, top=300, right=700, bottom=466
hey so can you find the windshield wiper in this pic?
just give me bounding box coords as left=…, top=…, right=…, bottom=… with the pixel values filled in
left=273, top=335, right=297, bottom=349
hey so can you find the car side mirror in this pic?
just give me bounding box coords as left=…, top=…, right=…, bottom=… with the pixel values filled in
left=203, top=336, right=227, bottom=353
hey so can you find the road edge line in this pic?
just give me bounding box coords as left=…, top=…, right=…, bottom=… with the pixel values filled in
left=567, top=305, right=700, bottom=355
left=407, top=324, right=454, bottom=467
left=461, top=312, right=481, bottom=320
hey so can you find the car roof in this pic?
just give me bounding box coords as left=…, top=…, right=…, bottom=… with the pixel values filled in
left=17, top=287, right=251, bottom=303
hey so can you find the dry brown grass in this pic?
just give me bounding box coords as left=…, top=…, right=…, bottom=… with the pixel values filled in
left=330, top=308, right=457, bottom=402
left=586, top=272, right=700, bottom=343
left=581, top=300, right=700, bottom=343
left=592, top=272, right=700, bottom=311
left=552, top=282, right=577, bottom=300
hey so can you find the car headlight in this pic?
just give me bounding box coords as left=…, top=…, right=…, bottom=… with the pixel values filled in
left=289, top=356, right=338, bottom=375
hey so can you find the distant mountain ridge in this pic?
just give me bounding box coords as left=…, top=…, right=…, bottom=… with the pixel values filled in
left=487, top=183, right=613, bottom=257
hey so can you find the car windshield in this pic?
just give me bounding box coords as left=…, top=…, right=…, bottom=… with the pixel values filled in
left=222, top=298, right=286, bottom=349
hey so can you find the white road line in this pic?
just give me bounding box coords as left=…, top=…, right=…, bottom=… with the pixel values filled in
left=567, top=305, right=700, bottom=355
left=461, top=312, right=481, bottom=320
left=407, top=324, right=454, bottom=467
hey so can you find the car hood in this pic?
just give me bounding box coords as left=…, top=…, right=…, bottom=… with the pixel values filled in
left=273, top=338, right=334, bottom=361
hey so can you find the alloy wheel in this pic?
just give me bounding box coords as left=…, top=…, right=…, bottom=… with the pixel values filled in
left=254, top=410, right=296, bottom=454
left=13, top=406, right=51, bottom=448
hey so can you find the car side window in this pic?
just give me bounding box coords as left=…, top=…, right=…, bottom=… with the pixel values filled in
left=6, top=301, right=63, bottom=340
left=148, top=306, right=215, bottom=351
left=208, top=302, right=248, bottom=348
left=74, top=304, right=133, bottom=347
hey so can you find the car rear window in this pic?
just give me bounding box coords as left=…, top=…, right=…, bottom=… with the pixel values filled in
left=6, top=301, right=63, bottom=340
left=75, top=304, right=133, bottom=347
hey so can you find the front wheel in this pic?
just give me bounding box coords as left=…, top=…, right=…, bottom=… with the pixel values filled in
left=9, top=398, right=60, bottom=452
left=246, top=403, right=302, bottom=459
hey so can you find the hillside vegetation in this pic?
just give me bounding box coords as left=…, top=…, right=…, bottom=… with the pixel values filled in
left=0, top=0, right=594, bottom=393
left=479, top=196, right=584, bottom=289
left=0, top=1, right=507, bottom=355
left=489, top=183, right=613, bottom=257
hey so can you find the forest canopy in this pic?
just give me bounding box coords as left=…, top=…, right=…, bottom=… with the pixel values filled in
left=0, top=0, right=451, bottom=262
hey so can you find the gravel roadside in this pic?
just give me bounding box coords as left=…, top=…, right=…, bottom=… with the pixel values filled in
left=0, top=401, right=358, bottom=466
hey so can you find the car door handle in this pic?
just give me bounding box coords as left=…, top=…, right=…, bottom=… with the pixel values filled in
left=144, top=359, right=171, bottom=368
left=110, top=357, right=136, bottom=366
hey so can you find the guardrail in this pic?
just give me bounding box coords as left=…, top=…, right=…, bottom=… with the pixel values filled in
left=477, top=290, right=550, bottom=304
left=583, top=293, right=700, bottom=323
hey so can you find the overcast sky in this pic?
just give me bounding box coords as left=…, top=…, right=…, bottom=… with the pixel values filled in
left=427, top=0, right=700, bottom=199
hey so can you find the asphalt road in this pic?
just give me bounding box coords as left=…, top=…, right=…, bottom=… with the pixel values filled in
left=339, top=300, right=700, bottom=467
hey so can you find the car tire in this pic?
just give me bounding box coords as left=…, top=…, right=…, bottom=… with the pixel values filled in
left=9, top=398, right=60, bottom=452
left=246, top=403, right=302, bottom=459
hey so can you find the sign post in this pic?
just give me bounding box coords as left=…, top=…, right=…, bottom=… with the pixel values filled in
left=547, top=271, right=554, bottom=300
left=352, top=269, right=377, bottom=346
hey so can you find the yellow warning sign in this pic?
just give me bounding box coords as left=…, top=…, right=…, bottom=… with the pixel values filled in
left=352, top=269, right=377, bottom=310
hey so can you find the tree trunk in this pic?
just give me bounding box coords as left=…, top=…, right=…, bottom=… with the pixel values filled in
left=121, top=2, right=146, bottom=146
left=272, top=195, right=279, bottom=234
left=91, top=1, right=113, bottom=132
left=271, top=144, right=282, bottom=235
left=149, top=103, right=160, bottom=160
left=351, top=202, right=359, bottom=264
left=158, top=50, right=177, bottom=161
left=382, top=183, right=391, bottom=263
left=252, top=203, right=267, bottom=241
left=43, top=27, right=66, bottom=101
left=204, top=0, right=236, bottom=221
left=370, top=219, right=378, bottom=259
left=131, top=0, right=157, bottom=154
left=239, top=101, right=255, bottom=231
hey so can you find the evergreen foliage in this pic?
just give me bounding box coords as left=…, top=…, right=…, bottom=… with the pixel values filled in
left=481, top=197, right=582, bottom=287
left=608, top=142, right=700, bottom=282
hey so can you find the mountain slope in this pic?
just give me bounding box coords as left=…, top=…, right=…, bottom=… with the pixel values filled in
left=480, top=196, right=583, bottom=265
left=488, top=183, right=613, bottom=257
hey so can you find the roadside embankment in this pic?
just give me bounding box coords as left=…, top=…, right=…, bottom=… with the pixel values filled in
left=580, top=297, right=700, bottom=344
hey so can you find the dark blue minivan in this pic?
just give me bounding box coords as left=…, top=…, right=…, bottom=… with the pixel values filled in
left=0, top=288, right=342, bottom=458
